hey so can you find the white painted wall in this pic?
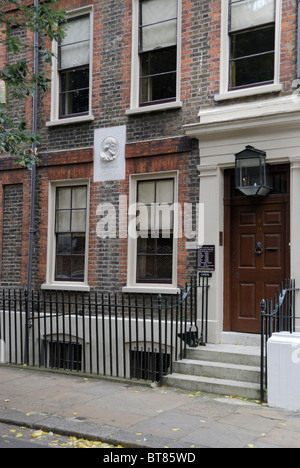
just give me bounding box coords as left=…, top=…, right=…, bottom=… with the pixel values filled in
left=267, top=332, right=300, bottom=411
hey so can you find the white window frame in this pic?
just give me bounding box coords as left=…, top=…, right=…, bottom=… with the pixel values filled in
left=42, top=179, right=90, bottom=292
left=123, top=171, right=180, bottom=295
left=46, top=6, right=94, bottom=127
left=215, top=0, right=282, bottom=102
left=126, top=0, right=182, bottom=115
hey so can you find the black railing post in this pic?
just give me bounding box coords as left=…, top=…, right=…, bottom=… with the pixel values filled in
left=260, top=298, right=267, bottom=403
left=24, top=288, right=30, bottom=366
left=157, top=294, right=163, bottom=386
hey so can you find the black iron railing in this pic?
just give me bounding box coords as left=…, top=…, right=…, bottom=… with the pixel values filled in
left=260, top=279, right=298, bottom=402
left=0, top=276, right=210, bottom=386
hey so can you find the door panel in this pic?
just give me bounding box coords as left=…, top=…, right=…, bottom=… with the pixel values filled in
left=240, top=234, right=256, bottom=268
left=239, top=283, right=256, bottom=319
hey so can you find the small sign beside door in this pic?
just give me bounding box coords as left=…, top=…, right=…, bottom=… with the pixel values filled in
left=197, top=245, right=215, bottom=271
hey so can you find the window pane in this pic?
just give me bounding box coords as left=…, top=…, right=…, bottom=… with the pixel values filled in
left=231, top=26, right=275, bottom=58
left=230, top=0, right=275, bottom=32
left=60, top=89, right=89, bottom=117
left=71, top=257, right=85, bottom=280
left=141, top=48, right=177, bottom=77
left=141, top=19, right=177, bottom=51
left=141, top=0, right=177, bottom=26
left=71, top=210, right=86, bottom=232
left=140, top=70, right=176, bottom=104
left=156, top=204, right=174, bottom=231
left=136, top=204, right=151, bottom=232
left=230, top=25, right=275, bottom=88
left=60, top=68, right=89, bottom=117
left=230, top=51, right=274, bottom=87
left=157, top=237, right=173, bottom=254
left=140, top=48, right=176, bottom=104
left=72, top=234, right=86, bottom=254
left=136, top=236, right=173, bottom=283
left=141, top=0, right=177, bottom=50
left=56, top=256, right=72, bottom=279
left=60, top=15, right=90, bottom=69
left=56, top=210, right=71, bottom=232
left=156, top=179, right=174, bottom=204
left=57, top=234, right=72, bottom=254
left=137, top=237, right=156, bottom=253
left=138, top=181, right=155, bottom=204
left=61, top=68, right=89, bottom=93
left=60, top=41, right=90, bottom=69
left=137, top=255, right=155, bottom=280
left=72, top=186, right=87, bottom=209
left=62, top=15, right=90, bottom=45
left=56, top=187, right=71, bottom=209
left=156, top=255, right=173, bottom=280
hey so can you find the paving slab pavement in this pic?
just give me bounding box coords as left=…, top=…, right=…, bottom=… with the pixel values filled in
left=0, top=365, right=300, bottom=448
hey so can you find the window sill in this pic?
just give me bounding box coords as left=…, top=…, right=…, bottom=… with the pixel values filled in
left=126, top=101, right=182, bottom=116
left=122, top=285, right=180, bottom=295
left=46, top=114, right=94, bottom=127
left=214, top=83, right=283, bottom=102
left=41, top=283, right=91, bottom=292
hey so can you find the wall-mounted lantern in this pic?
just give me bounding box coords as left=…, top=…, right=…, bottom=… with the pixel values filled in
left=235, top=145, right=272, bottom=197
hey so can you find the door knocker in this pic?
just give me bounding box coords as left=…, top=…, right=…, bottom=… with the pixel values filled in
left=255, top=242, right=264, bottom=255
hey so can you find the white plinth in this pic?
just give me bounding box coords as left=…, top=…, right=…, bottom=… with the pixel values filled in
left=267, top=332, right=300, bottom=411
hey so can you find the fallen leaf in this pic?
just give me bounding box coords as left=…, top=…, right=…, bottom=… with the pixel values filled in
left=172, top=428, right=180, bottom=431
left=16, top=432, right=23, bottom=438
left=30, top=430, right=44, bottom=439
left=248, top=444, right=254, bottom=448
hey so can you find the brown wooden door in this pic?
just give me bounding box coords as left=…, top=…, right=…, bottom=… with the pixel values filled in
left=230, top=197, right=289, bottom=333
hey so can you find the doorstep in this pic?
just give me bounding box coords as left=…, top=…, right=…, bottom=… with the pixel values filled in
left=220, top=332, right=261, bottom=347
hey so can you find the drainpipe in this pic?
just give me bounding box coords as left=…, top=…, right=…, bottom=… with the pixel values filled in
left=25, top=0, right=39, bottom=363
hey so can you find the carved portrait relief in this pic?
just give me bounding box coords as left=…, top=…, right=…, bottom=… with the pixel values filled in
left=100, top=136, right=119, bottom=162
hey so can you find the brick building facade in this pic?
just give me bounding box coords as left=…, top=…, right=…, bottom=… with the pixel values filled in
left=1, top=0, right=299, bottom=343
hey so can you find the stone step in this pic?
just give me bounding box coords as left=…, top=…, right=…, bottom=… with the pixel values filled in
left=173, top=358, right=261, bottom=384
left=164, top=342, right=264, bottom=400
left=220, top=332, right=261, bottom=347
left=163, top=373, right=261, bottom=400
left=186, top=343, right=262, bottom=367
